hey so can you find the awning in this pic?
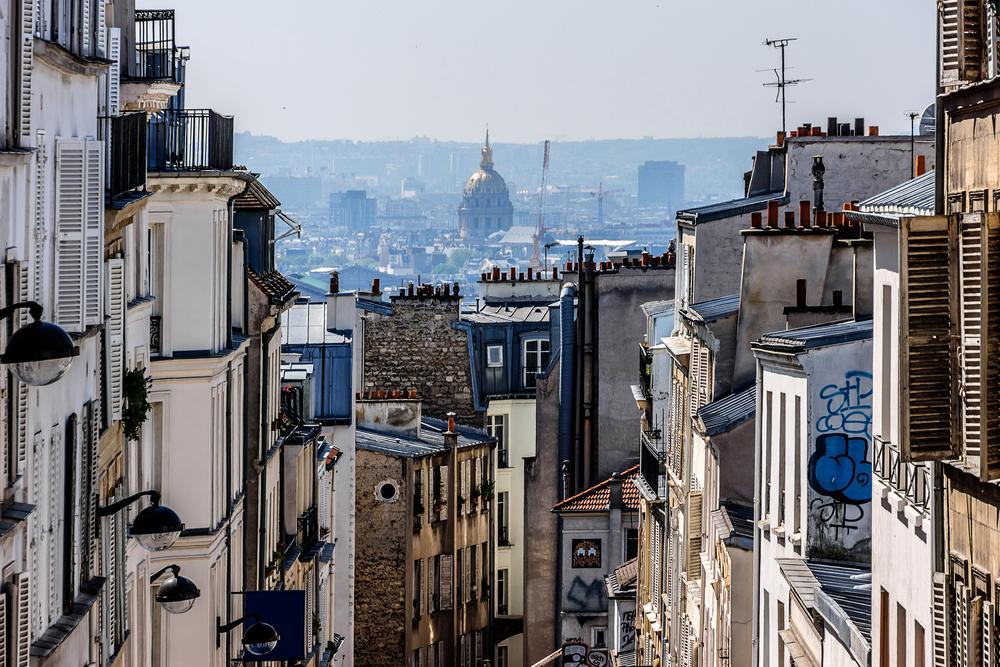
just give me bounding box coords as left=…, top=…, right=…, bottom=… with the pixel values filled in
left=779, top=628, right=817, bottom=667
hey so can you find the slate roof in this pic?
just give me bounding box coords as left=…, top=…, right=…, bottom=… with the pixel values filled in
left=677, top=191, right=788, bottom=225
left=498, top=225, right=540, bottom=245
left=855, top=170, right=935, bottom=226
left=356, top=417, right=494, bottom=459
left=606, top=557, right=639, bottom=597
left=553, top=465, right=641, bottom=513
left=641, top=299, right=674, bottom=318
left=754, top=319, right=872, bottom=353
left=721, top=501, right=754, bottom=543
left=697, top=385, right=755, bottom=436
left=462, top=304, right=550, bottom=324
left=249, top=269, right=297, bottom=304
left=778, top=558, right=872, bottom=643
left=281, top=303, right=348, bottom=346
left=684, top=294, right=740, bottom=323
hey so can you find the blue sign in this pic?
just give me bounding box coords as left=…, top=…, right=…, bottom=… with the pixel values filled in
left=243, top=589, right=306, bottom=661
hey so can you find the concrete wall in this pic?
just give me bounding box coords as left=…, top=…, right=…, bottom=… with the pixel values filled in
left=684, top=212, right=756, bottom=305
left=362, top=294, right=476, bottom=423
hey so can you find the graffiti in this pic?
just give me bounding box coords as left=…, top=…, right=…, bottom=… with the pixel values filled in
left=572, top=539, right=602, bottom=568
left=620, top=608, right=636, bottom=651
left=566, top=577, right=607, bottom=612
left=809, top=371, right=873, bottom=540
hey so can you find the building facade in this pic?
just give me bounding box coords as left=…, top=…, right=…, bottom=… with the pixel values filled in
left=458, top=133, right=514, bottom=240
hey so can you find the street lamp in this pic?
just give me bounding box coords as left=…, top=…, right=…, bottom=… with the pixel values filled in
left=217, top=613, right=280, bottom=656
left=0, top=301, right=78, bottom=386
left=150, top=564, right=200, bottom=614
left=97, top=490, right=185, bottom=551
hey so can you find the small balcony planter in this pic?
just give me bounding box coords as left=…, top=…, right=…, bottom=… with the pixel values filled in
left=122, top=367, right=152, bottom=441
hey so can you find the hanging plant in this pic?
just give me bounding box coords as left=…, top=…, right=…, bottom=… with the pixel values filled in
left=121, top=368, right=152, bottom=441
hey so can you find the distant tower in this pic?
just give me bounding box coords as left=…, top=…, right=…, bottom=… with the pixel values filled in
left=458, top=129, right=514, bottom=240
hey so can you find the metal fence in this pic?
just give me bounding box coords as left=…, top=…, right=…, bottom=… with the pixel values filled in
left=147, top=109, right=234, bottom=172
left=99, top=113, right=147, bottom=200
left=132, top=10, right=176, bottom=80
left=873, top=436, right=930, bottom=514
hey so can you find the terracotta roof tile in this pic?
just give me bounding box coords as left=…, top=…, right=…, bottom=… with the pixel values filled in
left=249, top=269, right=297, bottom=304
left=553, top=465, right=641, bottom=513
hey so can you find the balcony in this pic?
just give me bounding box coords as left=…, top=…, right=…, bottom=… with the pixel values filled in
left=873, top=436, right=930, bottom=515
left=150, top=316, right=162, bottom=355
left=640, top=430, right=667, bottom=498
left=147, top=109, right=234, bottom=172
left=638, top=344, right=652, bottom=396
left=99, top=113, right=148, bottom=201
left=129, top=10, right=178, bottom=81
left=296, top=505, right=319, bottom=553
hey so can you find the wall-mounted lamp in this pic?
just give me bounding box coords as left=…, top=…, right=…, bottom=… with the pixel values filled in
left=97, top=490, right=185, bottom=551
left=217, top=613, right=280, bottom=656
left=150, top=564, right=200, bottom=614
left=0, top=301, right=78, bottom=386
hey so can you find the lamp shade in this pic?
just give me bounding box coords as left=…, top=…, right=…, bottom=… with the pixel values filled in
left=1, top=319, right=79, bottom=386
left=130, top=503, right=184, bottom=551
left=243, top=621, right=280, bottom=656
left=154, top=571, right=201, bottom=614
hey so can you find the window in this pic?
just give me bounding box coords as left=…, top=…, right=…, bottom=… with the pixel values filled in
left=497, top=569, right=509, bottom=615
left=469, top=545, right=478, bottom=601
left=496, top=645, right=509, bottom=667
left=764, top=391, right=773, bottom=523
left=914, top=621, right=925, bottom=667
left=896, top=603, right=906, bottom=667
left=523, top=338, right=551, bottom=388
left=487, top=345, right=503, bottom=368
left=498, top=492, right=510, bottom=546
left=624, top=527, right=639, bottom=561
left=592, top=625, right=607, bottom=649
left=880, top=588, right=889, bottom=667
left=413, top=469, right=424, bottom=515
left=778, top=393, right=786, bottom=530
left=413, top=559, right=423, bottom=617
left=488, top=414, right=508, bottom=467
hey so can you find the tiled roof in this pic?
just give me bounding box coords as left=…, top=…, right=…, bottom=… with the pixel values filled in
left=697, top=386, right=755, bottom=436
left=553, top=465, right=641, bottom=513
left=684, top=294, right=740, bottom=323
left=249, top=269, right=298, bottom=304
left=677, top=192, right=788, bottom=225
left=754, top=319, right=872, bottom=353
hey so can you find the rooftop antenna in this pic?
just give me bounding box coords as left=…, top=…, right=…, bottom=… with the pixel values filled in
left=763, top=37, right=807, bottom=135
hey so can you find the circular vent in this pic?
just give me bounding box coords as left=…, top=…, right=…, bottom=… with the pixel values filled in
left=376, top=480, right=400, bottom=503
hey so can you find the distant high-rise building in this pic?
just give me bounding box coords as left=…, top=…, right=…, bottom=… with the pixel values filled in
left=329, top=189, right=376, bottom=232
left=458, top=131, right=514, bottom=239
left=637, top=160, right=685, bottom=210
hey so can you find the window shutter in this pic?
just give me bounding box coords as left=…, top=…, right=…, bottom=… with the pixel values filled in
left=984, top=599, right=995, bottom=667
left=959, top=0, right=987, bottom=82
left=47, top=430, right=61, bottom=620
left=0, top=589, right=8, bottom=665
left=959, top=214, right=987, bottom=463
left=971, top=596, right=985, bottom=667
left=14, top=574, right=29, bottom=667
left=689, top=339, right=702, bottom=416
left=19, top=0, right=33, bottom=140
left=84, top=139, right=103, bottom=327
left=107, top=28, right=120, bottom=116
left=95, top=0, right=106, bottom=58
left=79, top=0, right=91, bottom=57
left=107, top=513, right=118, bottom=646
left=990, top=2, right=1000, bottom=78
left=54, top=139, right=87, bottom=332
left=33, top=135, right=47, bottom=304
left=956, top=581, right=971, bottom=667
left=687, top=491, right=702, bottom=578
left=980, top=214, right=1000, bottom=480
left=439, top=554, right=452, bottom=611
left=106, top=258, right=125, bottom=421
left=440, top=464, right=448, bottom=520
left=900, top=216, right=961, bottom=461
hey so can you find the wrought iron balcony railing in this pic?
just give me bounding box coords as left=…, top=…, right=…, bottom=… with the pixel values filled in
left=639, top=344, right=652, bottom=396
left=498, top=527, right=511, bottom=547
left=641, top=431, right=667, bottom=498
left=873, top=436, right=930, bottom=514
left=100, top=112, right=147, bottom=200
left=147, top=109, right=234, bottom=172
left=150, top=316, right=162, bottom=354
left=130, top=10, right=178, bottom=81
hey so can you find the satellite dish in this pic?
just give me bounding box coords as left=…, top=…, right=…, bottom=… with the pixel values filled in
left=919, top=103, right=936, bottom=136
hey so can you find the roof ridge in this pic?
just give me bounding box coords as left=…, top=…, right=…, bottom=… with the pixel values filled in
left=553, top=464, right=640, bottom=510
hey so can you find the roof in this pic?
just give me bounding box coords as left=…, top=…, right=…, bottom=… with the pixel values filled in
left=697, top=385, right=756, bottom=436
left=498, top=225, right=539, bottom=245
left=355, top=417, right=494, bottom=459
left=677, top=191, right=788, bottom=225
left=684, top=294, right=740, bottom=323
left=281, top=303, right=349, bottom=346
left=462, top=304, right=551, bottom=325
left=233, top=178, right=281, bottom=210
left=606, top=557, right=638, bottom=597
left=248, top=269, right=297, bottom=304
left=859, top=171, right=934, bottom=224
left=778, top=559, right=872, bottom=643
left=721, top=501, right=754, bottom=543
left=641, top=299, right=674, bottom=318
left=755, top=319, right=872, bottom=353
left=553, top=465, right=641, bottom=513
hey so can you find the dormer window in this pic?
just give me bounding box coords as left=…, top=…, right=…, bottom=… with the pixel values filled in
left=523, top=338, right=551, bottom=388
left=487, top=345, right=504, bottom=368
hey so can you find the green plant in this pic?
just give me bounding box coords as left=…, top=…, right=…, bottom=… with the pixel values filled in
left=312, top=611, right=321, bottom=638
left=121, top=368, right=152, bottom=441
left=477, top=480, right=495, bottom=501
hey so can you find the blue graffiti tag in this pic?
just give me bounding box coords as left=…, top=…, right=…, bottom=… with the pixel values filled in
left=815, top=370, right=873, bottom=438
left=808, top=434, right=872, bottom=505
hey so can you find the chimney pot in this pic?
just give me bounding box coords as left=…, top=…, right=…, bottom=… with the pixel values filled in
left=509, top=267, right=517, bottom=281
left=776, top=131, right=786, bottom=146
left=816, top=210, right=828, bottom=227
left=751, top=211, right=763, bottom=229
left=833, top=290, right=843, bottom=307
left=784, top=211, right=796, bottom=229
left=915, top=154, right=927, bottom=177
left=854, top=118, right=865, bottom=136
left=446, top=411, right=456, bottom=433
left=527, top=267, right=534, bottom=279
left=799, top=201, right=811, bottom=228
left=767, top=200, right=780, bottom=227
left=868, top=125, right=879, bottom=137
left=492, top=266, right=501, bottom=281
left=553, top=267, right=559, bottom=280
left=329, top=271, right=340, bottom=294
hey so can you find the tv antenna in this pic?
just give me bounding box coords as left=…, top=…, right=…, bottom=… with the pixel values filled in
left=763, top=38, right=809, bottom=135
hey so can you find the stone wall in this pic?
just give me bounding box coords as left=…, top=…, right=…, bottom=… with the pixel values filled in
left=363, top=293, right=477, bottom=423
left=354, top=449, right=409, bottom=667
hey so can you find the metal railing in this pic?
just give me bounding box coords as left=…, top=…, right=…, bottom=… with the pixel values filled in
left=150, top=316, right=162, bottom=354
left=131, top=10, right=177, bottom=81
left=641, top=432, right=666, bottom=497
left=297, top=505, right=319, bottom=549
left=99, top=113, right=147, bottom=200
left=147, top=109, right=234, bottom=172
left=498, top=527, right=511, bottom=547
left=639, top=344, right=652, bottom=396
left=873, top=436, right=930, bottom=514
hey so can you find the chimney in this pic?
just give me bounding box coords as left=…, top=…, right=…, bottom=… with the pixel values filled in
left=552, top=267, right=559, bottom=280
left=854, top=118, right=865, bottom=136
left=833, top=290, right=843, bottom=307
left=356, top=392, right=423, bottom=438
left=492, top=266, right=501, bottom=281
left=868, top=125, right=879, bottom=137
left=527, top=267, right=534, bottom=280
left=371, top=277, right=381, bottom=295
left=796, top=279, right=807, bottom=307
left=812, top=156, right=826, bottom=212
left=444, top=411, right=458, bottom=449
left=751, top=211, right=763, bottom=229
left=767, top=200, right=780, bottom=227
left=827, top=117, right=839, bottom=136
left=776, top=131, right=785, bottom=146
left=609, top=472, right=623, bottom=511
left=816, top=210, right=828, bottom=228
left=509, top=267, right=517, bottom=281
left=784, top=211, right=796, bottom=229
left=799, top=201, right=811, bottom=228
left=329, top=271, right=340, bottom=295
left=915, top=154, right=927, bottom=178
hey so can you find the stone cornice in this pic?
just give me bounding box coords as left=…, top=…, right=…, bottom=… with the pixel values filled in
left=34, top=37, right=110, bottom=77
left=148, top=172, right=252, bottom=201
left=121, top=81, right=183, bottom=112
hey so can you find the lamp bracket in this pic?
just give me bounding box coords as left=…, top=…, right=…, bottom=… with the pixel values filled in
left=96, top=489, right=161, bottom=518
left=0, top=301, right=42, bottom=323
left=216, top=613, right=262, bottom=648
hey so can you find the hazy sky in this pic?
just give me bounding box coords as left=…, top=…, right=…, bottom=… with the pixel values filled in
left=140, top=0, right=935, bottom=143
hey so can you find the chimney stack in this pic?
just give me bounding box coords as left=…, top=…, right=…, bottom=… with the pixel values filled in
left=799, top=201, right=811, bottom=228
left=329, top=271, right=340, bottom=295
left=854, top=118, right=865, bottom=136
left=371, top=277, right=381, bottom=294
left=827, top=117, right=839, bottom=136
left=915, top=154, right=927, bottom=178
left=796, top=279, right=807, bottom=307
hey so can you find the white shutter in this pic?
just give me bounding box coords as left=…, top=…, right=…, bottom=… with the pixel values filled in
left=440, top=464, right=449, bottom=520
left=680, top=244, right=691, bottom=310
left=84, top=139, right=103, bottom=326
left=79, top=0, right=91, bottom=57
left=106, top=258, right=125, bottom=421
left=14, top=573, right=29, bottom=667
left=107, top=28, right=121, bottom=116
left=33, top=134, right=47, bottom=305
left=47, top=430, right=61, bottom=621
left=95, top=0, right=106, bottom=58
left=19, top=0, right=33, bottom=140
left=440, top=554, right=452, bottom=611
left=687, top=491, right=703, bottom=578
left=54, top=139, right=86, bottom=332
left=956, top=582, right=970, bottom=667
left=984, top=599, right=995, bottom=667
left=971, top=596, right=985, bottom=667
left=107, top=513, right=117, bottom=647
left=0, top=590, right=8, bottom=665
left=29, top=433, right=43, bottom=633
left=959, top=214, right=986, bottom=462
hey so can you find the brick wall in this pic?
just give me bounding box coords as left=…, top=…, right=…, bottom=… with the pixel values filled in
left=363, top=293, right=477, bottom=423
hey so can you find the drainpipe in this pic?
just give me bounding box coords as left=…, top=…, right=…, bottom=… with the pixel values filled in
left=558, top=285, right=576, bottom=479
left=224, top=361, right=234, bottom=664
left=750, top=358, right=764, bottom=667
left=258, top=330, right=271, bottom=589
left=934, top=1, right=944, bottom=215
left=575, top=237, right=585, bottom=493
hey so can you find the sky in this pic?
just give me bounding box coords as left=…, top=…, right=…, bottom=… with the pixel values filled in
left=139, top=0, right=936, bottom=144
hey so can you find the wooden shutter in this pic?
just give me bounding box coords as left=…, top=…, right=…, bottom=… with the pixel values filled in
left=439, top=464, right=448, bottom=521
left=107, top=28, right=121, bottom=116
left=84, top=139, right=103, bottom=327
left=959, top=0, right=987, bottom=81
left=33, top=134, right=47, bottom=304
left=18, top=0, right=33, bottom=140
left=0, top=589, right=8, bottom=665
left=959, top=213, right=986, bottom=462
left=985, top=599, right=995, bottom=667
left=106, top=258, right=125, bottom=421
left=956, top=581, right=971, bottom=667
left=14, top=573, right=29, bottom=667
left=981, top=214, right=1000, bottom=480
left=54, top=139, right=87, bottom=332
left=971, top=596, right=985, bottom=667
left=687, top=491, right=702, bottom=578
left=79, top=0, right=91, bottom=56
left=95, top=0, right=106, bottom=58
left=439, top=554, right=452, bottom=611
left=901, top=216, right=961, bottom=461
left=688, top=340, right=702, bottom=416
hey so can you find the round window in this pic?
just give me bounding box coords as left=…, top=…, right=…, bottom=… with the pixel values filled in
left=376, top=480, right=400, bottom=503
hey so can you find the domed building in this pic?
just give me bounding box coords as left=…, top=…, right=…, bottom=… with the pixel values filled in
left=458, top=131, right=514, bottom=239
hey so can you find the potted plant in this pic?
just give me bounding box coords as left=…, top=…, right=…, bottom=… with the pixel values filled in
left=121, top=367, right=152, bottom=441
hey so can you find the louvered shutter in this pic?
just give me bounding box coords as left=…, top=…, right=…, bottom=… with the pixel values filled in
left=687, top=491, right=702, bottom=579
left=14, top=265, right=29, bottom=479
left=901, top=216, right=961, bottom=461
left=33, top=135, right=47, bottom=304
left=959, top=0, right=987, bottom=82
left=990, top=2, right=1000, bottom=78
left=680, top=244, right=691, bottom=309
left=107, top=513, right=118, bottom=647
left=54, top=139, right=87, bottom=332
left=959, top=214, right=986, bottom=463
left=440, top=554, right=452, bottom=611
left=956, top=582, right=971, bottom=667
left=14, top=574, right=29, bottom=667
left=971, top=596, right=985, bottom=667
left=985, top=599, right=995, bottom=667
left=440, top=464, right=448, bottom=520
left=681, top=618, right=691, bottom=667
left=18, top=0, right=33, bottom=140
left=29, top=433, right=42, bottom=633
left=107, top=28, right=121, bottom=116
left=95, top=0, right=106, bottom=58
left=84, top=139, right=103, bottom=327
left=48, top=430, right=61, bottom=620
left=980, top=214, right=1000, bottom=480
left=106, top=258, right=125, bottom=421
left=689, top=340, right=702, bottom=416
left=79, top=0, right=91, bottom=56
left=0, top=589, right=8, bottom=665
left=88, top=400, right=99, bottom=575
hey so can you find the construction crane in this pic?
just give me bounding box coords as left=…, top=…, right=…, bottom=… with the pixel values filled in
left=531, top=140, right=551, bottom=270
